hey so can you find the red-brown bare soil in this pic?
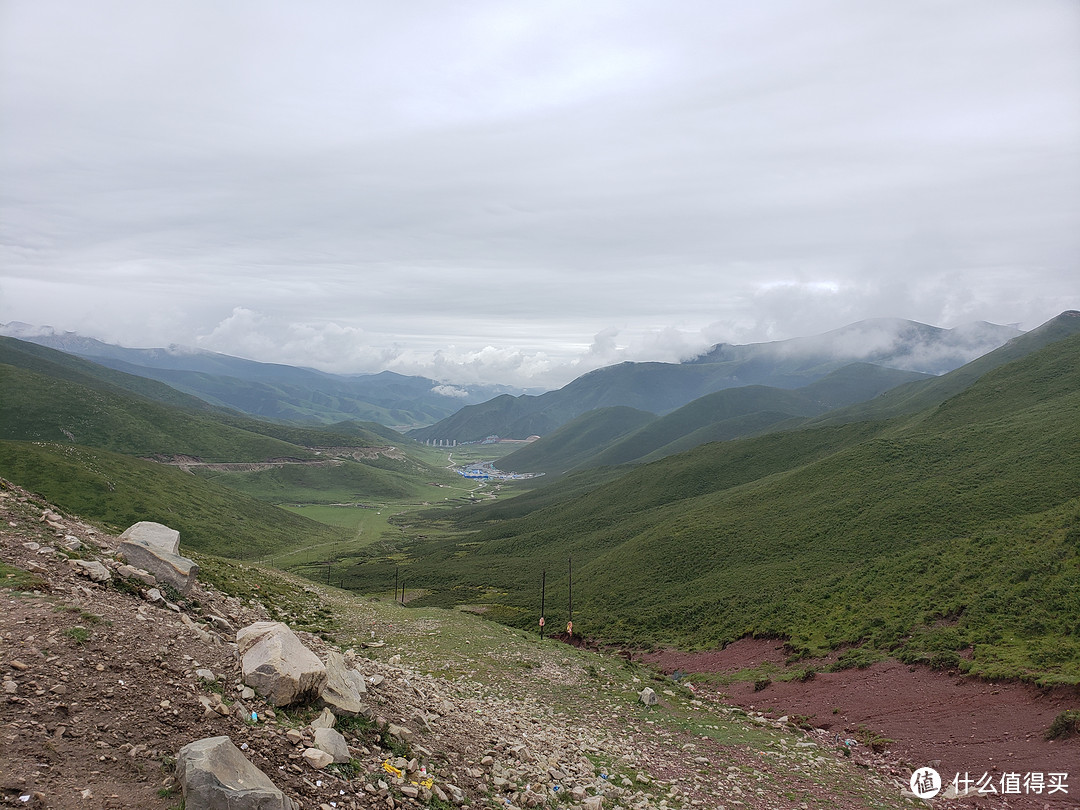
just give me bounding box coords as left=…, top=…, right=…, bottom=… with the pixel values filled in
left=641, top=639, right=1080, bottom=808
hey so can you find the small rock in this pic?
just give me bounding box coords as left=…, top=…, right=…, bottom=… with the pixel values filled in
left=207, top=614, right=236, bottom=634
left=638, top=687, right=658, bottom=706
left=309, top=707, right=336, bottom=729
left=302, top=747, right=334, bottom=770
left=68, top=559, right=111, bottom=583
left=117, top=564, right=156, bottom=586
left=387, top=723, right=412, bottom=742
left=445, top=784, right=466, bottom=805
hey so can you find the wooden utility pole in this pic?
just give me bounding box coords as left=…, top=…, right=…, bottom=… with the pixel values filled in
left=567, top=555, right=573, bottom=637
left=540, top=570, right=546, bottom=640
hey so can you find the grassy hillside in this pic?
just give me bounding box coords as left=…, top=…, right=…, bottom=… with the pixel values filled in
left=496, top=406, right=657, bottom=475
left=0, top=441, right=346, bottom=559
left=588, top=386, right=821, bottom=469
left=0, top=336, right=449, bottom=567
left=0, top=335, right=229, bottom=413
left=805, top=310, right=1080, bottom=428
left=346, top=329, right=1080, bottom=683
left=0, top=336, right=424, bottom=459
left=196, top=452, right=456, bottom=504
left=0, top=362, right=317, bottom=462
left=99, top=361, right=457, bottom=427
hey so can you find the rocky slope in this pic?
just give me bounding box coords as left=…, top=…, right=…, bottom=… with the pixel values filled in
left=0, top=477, right=1010, bottom=810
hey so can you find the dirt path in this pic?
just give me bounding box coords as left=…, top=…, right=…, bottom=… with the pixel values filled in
left=640, top=639, right=1080, bottom=807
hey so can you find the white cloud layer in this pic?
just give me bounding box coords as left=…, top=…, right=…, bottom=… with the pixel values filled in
left=2, top=1, right=1078, bottom=387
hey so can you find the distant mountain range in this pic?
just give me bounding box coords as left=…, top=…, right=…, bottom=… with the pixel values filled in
left=496, top=362, right=929, bottom=475
left=1, top=318, right=1021, bottom=442
left=409, top=318, right=1021, bottom=442
left=0, top=324, right=530, bottom=429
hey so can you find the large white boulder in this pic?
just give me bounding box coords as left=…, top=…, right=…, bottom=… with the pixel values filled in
left=118, top=521, right=198, bottom=595
left=237, top=621, right=327, bottom=707
left=177, top=736, right=296, bottom=810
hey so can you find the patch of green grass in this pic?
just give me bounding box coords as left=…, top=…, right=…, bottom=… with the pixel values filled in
left=326, top=758, right=363, bottom=780
left=110, top=575, right=143, bottom=597
left=1045, top=710, right=1080, bottom=740
left=64, top=625, right=91, bottom=644
left=854, top=725, right=893, bottom=753
left=0, top=561, right=48, bottom=592
left=195, top=554, right=342, bottom=636
left=53, top=604, right=104, bottom=625
left=828, top=647, right=886, bottom=672
left=379, top=726, right=412, bottom=759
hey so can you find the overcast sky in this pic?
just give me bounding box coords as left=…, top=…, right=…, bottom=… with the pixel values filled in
left=2, top=1, right=1078, bottom=388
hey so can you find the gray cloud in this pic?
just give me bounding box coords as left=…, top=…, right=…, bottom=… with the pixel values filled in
left=2, top=0, right=1078, bottom=387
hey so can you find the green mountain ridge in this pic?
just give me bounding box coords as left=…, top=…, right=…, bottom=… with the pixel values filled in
left=498, top=363, right=927, bottom=475
left=409, top=318, right=1020, bottom=443
left=1, top=326, right=530, bottom=428
left=0, top=336, right=406, bottom=458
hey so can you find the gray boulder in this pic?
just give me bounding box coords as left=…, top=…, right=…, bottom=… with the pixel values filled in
left=313, top=727, right=351, bottom=763
left=237, top=621, right=326, bottom=707
left=309, top=707, right=336, bottom=729
left=319, top=649, right=367, bottom=716
left=302, top=747, right=333, bottom=769
left=177, top=735, right=296, bottom=810
left=118, top=521, right=198, bottom=595
left=638, top=687, right=658, bottom=706
left=69, top=559, right=111, bottom=582
left=117, top=563, right=156, bottom=586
